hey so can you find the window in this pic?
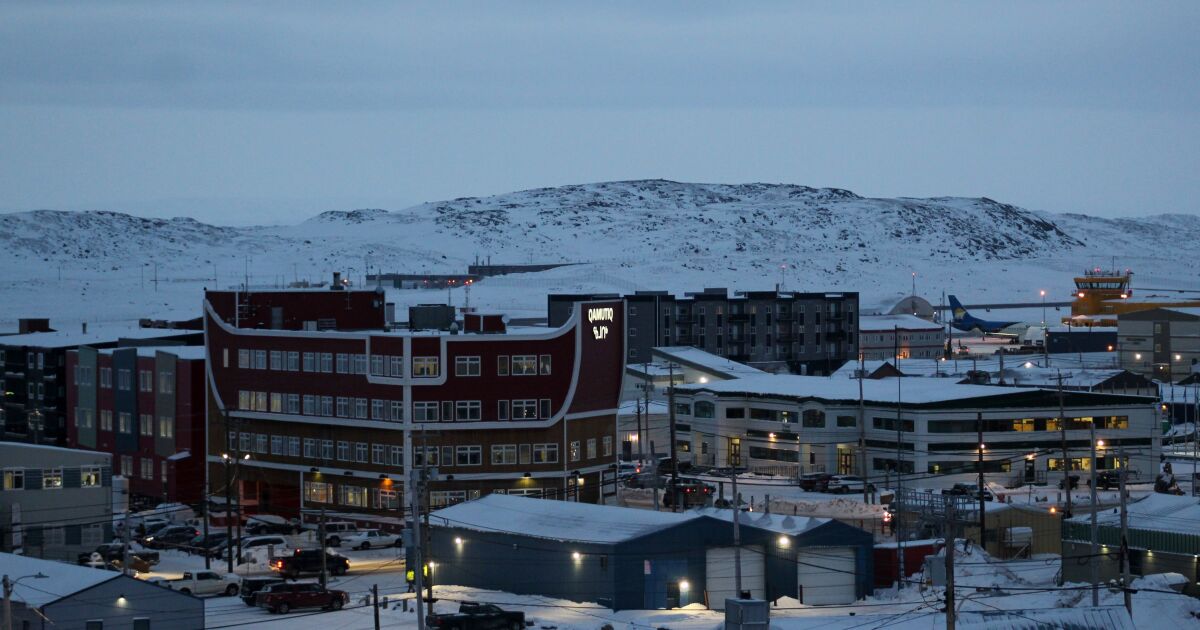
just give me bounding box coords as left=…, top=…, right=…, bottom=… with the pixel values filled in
left=270, top=393, right=283, bottom=413
left=271, top=435, right=284, bottom=455
left=2, top=468, right=24, bottom=491
left=389, top=446, right=404, bottom=467
left=158, top=416, right=174, bottom=438
left=138, top=370, right=153, bottom=392
left=255, top=391, right=268, bottom=411
left=533, top=444, right=559, bottom=464
left=389, top=356, right=405, bottom=377
left=254, top=350, right=267, bottom=369
left=119, top=455, right=132, bottom=477
left=43, top=526, right=65, bottom=547
left=337, top=441, right=350, bottom=461
left=674, top=402, right=692, bottom=416
left=101, top=411, right=112, bottom=431
left=81, top=466, right=101, bottom=487
left=320, top=352, right=333, bottom=373
left=303, top=395, right=316, bottom=415
left=455, top=401, right=482, bottom=422
left=694, top=402, right=715, bottom=419
left=240, top=432, right=252, bottom=451
left=140, top=458, right=154, bottom=480
left=158, top=371, right=174, bottom=394
left=375, top=488, right=400, bottom=510
left=430, top=490, right=468, bottom=508
left=519, top=444, right=531, bottom=464
left=118, top=369, right=132, bottom=390
left=569, top=441, right=581, bottom=462
left=491, top=444, right=517, bottom=465
left=336, top=397, right=350, bottom=418
left=256, top=434, right=268, bottom=454
left=238, top=349, right=251, bottom=369
left=497, top=400, right=509, bottom=421
left=355, top=398, right=369, bottom=419
left=455, top=356, right=481, bottom=377
left=412, top=357, right=439, bottom=377
left=288, top=436, right=300, bottom=457
left=336, top=353, right=349, bottom=374
left=321, top=396, right=334, bottom=416
left=42, top=468, right=63, bottom=489
left=511, top=355, right=537, bottom=375
left=586, top=438, right=597, bottom=459
left=305, top=481, right=331, bottom=503
left=340, top=486, right=368, bottom=507
left=802, top=409, right=826, bottom=428
left=497, top=355, right=509, bottom=376
left=837, top=415, right=857, bottom=428
left=100, top=367, right=112, bottom=388
left=287, top=351, right=300, bottom=371
left=442, top=401, right=454, bottom=423
left=455, top=445, right=482, bottom=466
left=355, top=442, right=368, bottom=463
left=303, top=352, right=316, bottom=372
left=82, top=524, right=104, bottom=546
left=602, top=435, right=613, bottom=457
left=372, top=444, right=386, bottom=464
left=304, top=438, right=316, bottom=458
left=539, top=354, right=552, bottom=375
left=118, top=412, right=132, bottom=433
left=270, top=350, right=283, bottom=370
left=372, top=399, right=385, bottom=420
left=354, top=354, right=369, bottom=374
left=512, top=400, right=537, bottom=419
left=138, top=413, right=153, bottom=436
left=286, top=394, right=300, bottom=414
left=539, top=398, right=552, bottom=419
left=414, top=401, right=439, bottom=422
left=390, top=401, right=405, bottom=422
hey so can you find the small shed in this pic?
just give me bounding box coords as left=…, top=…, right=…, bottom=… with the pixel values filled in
left=420, top=495, right=873, bottom=611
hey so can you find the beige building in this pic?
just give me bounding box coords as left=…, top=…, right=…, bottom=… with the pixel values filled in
left=1118, top=307, right=1200, bottom=382
left=858, top=314, right=945, bottom=360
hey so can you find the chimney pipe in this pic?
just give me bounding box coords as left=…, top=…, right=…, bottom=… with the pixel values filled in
left=82, top=322, right=87, bottom=334
left=332, top=271, right=342, bottom=290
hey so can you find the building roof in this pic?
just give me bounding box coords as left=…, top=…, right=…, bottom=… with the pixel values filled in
left=430, top=494, right=701, bottom=544
left=954, top=608, right=1135, bottom=630
left=675, top=374, right=1050, bottom=405
left=0, top=552, right=121, bottom=607
left=858, top=314, right=944, bottom=332
left=0, top=326, right=196, bottom=349
left=651, top=346, right=767, bottom=379
left=95, top=345, right=207, bottom=360
left=1158, top=306, right=1200, bottom=317
left=1071, top=493, right=1200, bottom=535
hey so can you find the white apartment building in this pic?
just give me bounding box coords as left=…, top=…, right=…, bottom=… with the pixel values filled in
left=673, top=375, right=1160, bottom=488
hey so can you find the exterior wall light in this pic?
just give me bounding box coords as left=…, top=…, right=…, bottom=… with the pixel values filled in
left=572, top=551, right=582, bottom=561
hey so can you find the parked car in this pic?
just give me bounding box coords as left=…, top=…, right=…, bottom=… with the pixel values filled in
left=343, top=529, right=401, bottom=550
left=1093, top=469, right=1140, bottom=489
left=256, top=582, right=348, bottom=614
left=661, top=479, right=715, bottom=508
left=799, top=473, right=834, bottom=492
left=944, top=483, right=993, bottom=502
left=245, top=515, right=300, bottom=536
left=239, top=577, right=286, bottom=606
left=310, top=522, right=358, bottom=547
left=1058, top=474, right=1081, bottom=490
left=76, top=543, right=159, bottom=567
left=144, top=524, right=201, bottom=549
left=825, top=475, right=875, bottom=494
left=189, top=533, right=230, bottom=556
left=428, top=603, right=526, bottom=630
left=271, top=548, right=350, bottom=579
left=240, top=535, right=290, bottom=553
left=137, top=519, right=171, bottom=538
left=163, top=570, right=240, bottom=597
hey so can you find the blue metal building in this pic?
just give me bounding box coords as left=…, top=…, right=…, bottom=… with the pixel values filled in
left=417, top=494, right=874, bottom=611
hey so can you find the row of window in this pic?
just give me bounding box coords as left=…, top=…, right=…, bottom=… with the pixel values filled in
left=117, top=455, right=169, bottom=482
left=300, top=484, right=548, bottom=510
left=232, top=349, right=553, bottom=379
left=73, top=408, right=175, bottom=438
left=2, top=466, right=104, bottom=491
left=229, top=431, right=404, bottom=466
left=74, top=365, right=174, bottom=393
left=236, top=390, right=557, bottom=423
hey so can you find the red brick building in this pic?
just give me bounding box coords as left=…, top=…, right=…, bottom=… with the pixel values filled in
left=66, top=346, right=207, bottom=507
left=203, top=288, right=626, bottom=518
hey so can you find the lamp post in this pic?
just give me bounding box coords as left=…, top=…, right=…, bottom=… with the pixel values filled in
left=28, top=410, right=43, bottom=446
left=4, top=572, right=48, bottom=630
left=1040, top=290, right=1046, bottom=325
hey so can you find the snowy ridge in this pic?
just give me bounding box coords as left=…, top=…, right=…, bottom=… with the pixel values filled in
left=1, top=180, right=1196, bottom=326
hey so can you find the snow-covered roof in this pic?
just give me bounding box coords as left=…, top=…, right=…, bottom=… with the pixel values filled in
left=688, top=507, right=827, bottom=535
left=95, top=345, right=206, bottom=360
left=430, top=494, right=701, bottom=544
left=955, top=607, right=1135, bottom=630
left=0, top=552, right=121, bottom=607
left=858, top=314, right=943, bottom=332
left=676, top=374, right=1047, bottom=405
left=1046, top=325, right=1117, bottom=333
left=1157, top=306, right=1200, bottom=317
left=652, top=346, right=767, bottom=379
left=1072, top=493, right=1200, bottom=535
left=0, top=326, right=196, bottom=349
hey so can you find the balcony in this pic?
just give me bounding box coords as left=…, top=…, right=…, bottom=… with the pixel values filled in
left=729, top=313, right=751, bottom=322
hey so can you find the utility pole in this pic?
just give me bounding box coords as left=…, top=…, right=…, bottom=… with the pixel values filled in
left=895, top=371, right=906, bottom=586
left=667, top=362, right=679, bottom=512
left=319, top=507, right=328, bottom=588
left=203, top=482, right=211, bottom=570
left=945, top=502, right=956, bottom=630
left=651, top=454, right=660, bottom=512
left=372, top=584, right=381, bottom=630
left=858, top=352, right=869, bottom=504
left=642, top=362, right=651, bottom=462
left=1057, top=371, right=1073, bottom=518
left=977, top=411, right=986, bottom=548
left=732, top=473, right=742, bottom=599
left=225, top=456, right=234, bottom=573
left=410, top=468, right=426, bottom=630
left=1119, top=448, right=1132, bottom=617
left=1089, top=417, right=1099, bottom=607
left=3, top=574, right=11, bottom=630
left=122, top=503, right=131, bottom=577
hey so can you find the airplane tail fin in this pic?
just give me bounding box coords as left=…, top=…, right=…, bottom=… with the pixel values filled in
left=948, top=295, right=970, bottom=323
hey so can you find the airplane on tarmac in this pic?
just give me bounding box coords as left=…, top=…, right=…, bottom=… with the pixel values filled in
left=947, top=295, right=1033, bottom=339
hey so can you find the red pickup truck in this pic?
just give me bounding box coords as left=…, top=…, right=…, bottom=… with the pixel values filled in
left=255, top=582, right=348, bottom=614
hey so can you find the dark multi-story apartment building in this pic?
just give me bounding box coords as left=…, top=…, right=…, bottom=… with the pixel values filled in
left=203, top=286, right=625, bottom=518
left=65, top=346, right=207, bottom=507
left=1, top=321, right=201, bottom=447
left=549, top=289, right=858, bottom=375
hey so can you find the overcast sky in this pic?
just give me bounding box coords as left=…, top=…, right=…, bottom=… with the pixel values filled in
left=1, top=1, right=1197, bottom=225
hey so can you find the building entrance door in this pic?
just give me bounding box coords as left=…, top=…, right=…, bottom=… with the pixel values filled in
left=838, top=449, right=854, bottom=474
left=728, top=438, right=741, bottom=467
left=1024, top=457, right=1036, bottom=483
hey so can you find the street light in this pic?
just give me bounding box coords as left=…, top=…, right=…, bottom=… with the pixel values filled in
left=1040, top=290, right=1046, bottom=325
left=4, top=572, right=48, bottom=630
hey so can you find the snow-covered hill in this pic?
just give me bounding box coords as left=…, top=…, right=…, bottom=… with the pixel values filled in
left=2, top=180, right=1197, bottom=327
